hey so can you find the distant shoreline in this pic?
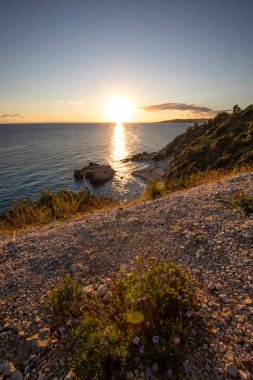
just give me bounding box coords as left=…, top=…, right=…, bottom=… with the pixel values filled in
left=159, top=118, right=209, bottom=123
left=0, top=120, right=206, bottom=126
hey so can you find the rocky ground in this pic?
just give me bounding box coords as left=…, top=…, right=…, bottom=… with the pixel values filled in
left=0, top=173, right=253, bottom=380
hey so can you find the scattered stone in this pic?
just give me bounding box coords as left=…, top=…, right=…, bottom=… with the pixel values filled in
left=96, top=284, right=108, bottom=298
left=70, top=263, right=84, bottom=274
left=37, top=375, right=46, bottom=380
left=102, top=291, right=113, bottom=304
left=82, top=284, right=94, bottom=296
left=3, top=361, right=16, bottom=376
left=10, top=370, right=24, bottom=380
left=238, top=370, right=250, bottom=380
left=126, top=371, right=134, bottom=379
left=226, top=351, right=235, bottom=362
left=25, top=335, right=39, bottom=355
left=225, top=362, right=238, bottom=378
left=244, top=297, right=252, bottom=306
left=64, top=370, right=75, bottom=380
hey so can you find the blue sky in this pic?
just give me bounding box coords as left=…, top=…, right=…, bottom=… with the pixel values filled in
left=0, top=0, right=253, bottom=122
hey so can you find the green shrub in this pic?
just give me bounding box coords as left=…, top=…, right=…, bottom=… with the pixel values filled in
left=164, top=105, right=253, bottom=180
left=143, top=181, right=166, bottom=200
left=43, top=257, right=196, bottom=379
left=165, top=176, right=189, bottom=191
left=3, top=196, right=50, bottom=228
left=0, top=188, right=115, bottom=232
left=232, top=191, right=253, bottom=215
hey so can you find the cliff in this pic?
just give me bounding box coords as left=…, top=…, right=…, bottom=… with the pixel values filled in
left=155, top=105, right=253, bottom=180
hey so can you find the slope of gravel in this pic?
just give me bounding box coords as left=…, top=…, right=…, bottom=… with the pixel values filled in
left=0, top=173, right=253, bottom=380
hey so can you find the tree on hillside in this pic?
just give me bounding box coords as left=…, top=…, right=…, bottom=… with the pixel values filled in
left=233, top=104, right=241, bottom=114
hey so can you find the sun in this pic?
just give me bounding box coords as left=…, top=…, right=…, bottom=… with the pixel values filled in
left=105, top=96, right=135, bottom=123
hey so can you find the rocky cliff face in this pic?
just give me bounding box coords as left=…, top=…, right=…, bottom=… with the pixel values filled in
left=155, top=105, right=253, bottom=180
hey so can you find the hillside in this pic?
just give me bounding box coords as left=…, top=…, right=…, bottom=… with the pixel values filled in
left=0, top=173, right=253, bottom=379
left=155, top=105, right=253, bottom=180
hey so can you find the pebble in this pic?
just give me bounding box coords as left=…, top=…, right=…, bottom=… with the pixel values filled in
left=225, top=362, right=238, bottom=378
left=96, top=284, right=108, bottom=298
left=10, top=370, right=24, bottom=380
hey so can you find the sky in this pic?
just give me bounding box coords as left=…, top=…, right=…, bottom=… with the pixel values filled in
left=0, top=0, right=253, bottom=123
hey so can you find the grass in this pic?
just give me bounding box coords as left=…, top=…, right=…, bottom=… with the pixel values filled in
left=43, top=256, right=196, bottom=379
left=165, top=165, right=253, bottom=193
left=0, top=187, right=116, bottom=233
left=141, top=181, right=166, bottom=201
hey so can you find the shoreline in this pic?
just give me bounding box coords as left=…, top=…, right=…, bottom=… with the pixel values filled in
left=131, top=158, right=170, bottom=182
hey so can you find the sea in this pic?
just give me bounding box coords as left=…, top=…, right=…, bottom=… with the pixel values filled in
left=0, top=122, right=190, bottom=211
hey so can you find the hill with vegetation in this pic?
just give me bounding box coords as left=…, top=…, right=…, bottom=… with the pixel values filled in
left=154, top=105, right=253, bottom=180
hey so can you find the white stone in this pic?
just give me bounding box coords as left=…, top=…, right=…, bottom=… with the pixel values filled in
left=96, top=284, right=108, bottom=298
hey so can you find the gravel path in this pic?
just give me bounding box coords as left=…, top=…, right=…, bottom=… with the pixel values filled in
left=0, top=173, right=253, bottom=380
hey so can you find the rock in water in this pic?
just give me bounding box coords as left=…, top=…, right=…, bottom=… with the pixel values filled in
left=74, top=162, right=115, bottom=184
left=74, top=169, right=84, bottom=179
left=84, top=164, right=115, bottom=184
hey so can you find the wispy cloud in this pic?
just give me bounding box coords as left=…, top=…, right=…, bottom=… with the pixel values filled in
left=142, top=102, right=214, bottom=113
left=0, top=113, right=25, bottom=118
left=68, top=100, right=97, bottom=106
left=51, top=100, right=97, bottom=106
left=51, top=100, right=65, bottom=104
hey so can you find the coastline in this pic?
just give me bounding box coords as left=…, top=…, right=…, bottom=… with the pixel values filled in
left=131, top=158, right=170, bottom=182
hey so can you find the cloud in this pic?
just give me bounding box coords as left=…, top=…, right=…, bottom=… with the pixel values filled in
left=0, top=113, right=25, bottom=118
left=51, top=100, right=97, bottom=106
left=142, top=102, right=214, bottom=113
left=51, top=100, right=65, bottom=104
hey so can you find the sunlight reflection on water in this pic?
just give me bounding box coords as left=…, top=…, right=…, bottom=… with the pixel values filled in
left=112, top=123, right=127, bottom=163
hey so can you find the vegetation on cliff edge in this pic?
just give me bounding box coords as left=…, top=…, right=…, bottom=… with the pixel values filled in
left=0, top=188, right=115, bottom=231
left=155, top=104, right=253, bottom=180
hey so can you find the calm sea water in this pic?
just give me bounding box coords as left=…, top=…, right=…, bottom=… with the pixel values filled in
left=0, top=122, right=190, bottom=211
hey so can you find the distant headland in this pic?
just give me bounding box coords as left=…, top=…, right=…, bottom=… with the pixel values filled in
left=159, top=118, right=209, bottom=123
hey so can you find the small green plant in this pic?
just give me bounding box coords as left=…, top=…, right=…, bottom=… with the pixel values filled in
left=43, top=257, right=196, bottom=379
left=232, top=191, right=253, bottom=215
left=143, top=181, right=166, bottom=200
